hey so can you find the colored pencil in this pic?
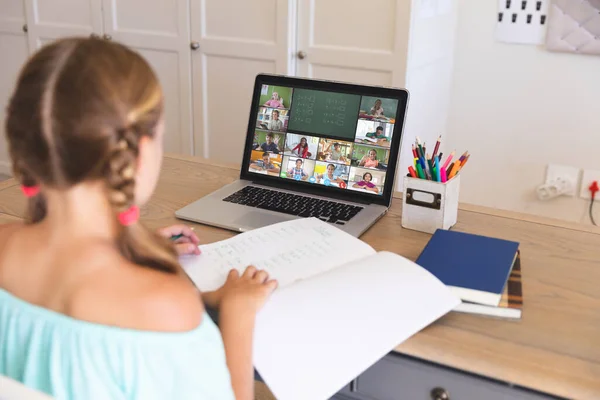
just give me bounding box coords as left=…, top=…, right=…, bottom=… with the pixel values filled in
left=442, top=150, right=455, bottom=170
left=448, top=160, right=461, bottom=179
left=416, top=137, right=424, bottom=160
left=408, top=166, right=417, bottom=178
left=416, top=163, right=425, bottom=179
left=435, top=155, right=441, bottom=182
left=432, top=135, right=441, bottom=159
left=460, top=154, right=470, bottom=167
left=412, top=144, right=418, bottom=158
left=426, top=153, right=435, bottom=179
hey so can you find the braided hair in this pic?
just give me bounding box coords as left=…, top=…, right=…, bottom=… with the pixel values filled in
left=5, top=37, right=179, bottom=274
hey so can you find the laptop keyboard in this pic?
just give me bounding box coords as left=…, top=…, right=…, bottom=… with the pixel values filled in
left=223, top=186, right=363, bottom=225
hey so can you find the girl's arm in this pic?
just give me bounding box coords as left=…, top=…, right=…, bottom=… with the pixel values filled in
left=214, top=268, right=277, bottom=400
left=219, top=302, right=256, bottom=400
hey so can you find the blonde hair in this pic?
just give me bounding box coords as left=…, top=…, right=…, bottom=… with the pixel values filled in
left=5, top=37, right=180, bottom=274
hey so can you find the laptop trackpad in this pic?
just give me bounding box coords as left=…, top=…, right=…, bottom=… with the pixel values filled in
left=234, top=212, right=295, bottom=231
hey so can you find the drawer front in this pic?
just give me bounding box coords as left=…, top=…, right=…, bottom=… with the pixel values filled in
left=336, top=353, right=558, bottom=400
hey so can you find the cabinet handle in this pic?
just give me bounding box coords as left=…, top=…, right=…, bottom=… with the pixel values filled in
left=103, top=34, right=112, bottom=41
left=190, top=41, right=200, bottom=50
left=90, top=33, right=100, bottom=39
left=349, top=378, right=358, bottom=392
left=22, top=24, right=28, bottom=33
left=297, top=50, right=306, bottom=59
left=430, top=387, right=450, bottom=400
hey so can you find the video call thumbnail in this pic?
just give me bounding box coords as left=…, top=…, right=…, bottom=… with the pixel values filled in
left=256, top=107, right=288, bottom=132
left=248, top=150, right=282, bottom=176
left=316, top=138, right=353, bottom=165
left=252, top=130, right=285, bottom=154
left=260, top=85, right=293, bottom=110
left=348, top=167, right=386, bottom=195
left=284, top=133, right=319, bottom=159
left=358, top=96, right=398, bottom=124
left=354, top=120, right=394, bottom=149
left=351, top=144, right=389, bottom=171
left=280, top=156, right=316, bottom=181
left=313, top=162, right=349, bottom=188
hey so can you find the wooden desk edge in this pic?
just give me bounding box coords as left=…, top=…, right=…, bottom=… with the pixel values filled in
left=0, top=178, right=17, bottom=192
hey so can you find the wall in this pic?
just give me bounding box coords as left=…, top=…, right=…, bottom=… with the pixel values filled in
left=395, top=0, right=459, bottom=192
left=0, top=3, right=30, bottom=176
left=446, top=0, right=600, bottom=224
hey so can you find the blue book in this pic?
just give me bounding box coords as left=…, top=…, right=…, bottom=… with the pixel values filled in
left=416, top=229, right=520, bottom=307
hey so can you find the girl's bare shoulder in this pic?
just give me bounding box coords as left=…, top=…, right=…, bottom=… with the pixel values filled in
left=67, top=247, right=205, bottom=333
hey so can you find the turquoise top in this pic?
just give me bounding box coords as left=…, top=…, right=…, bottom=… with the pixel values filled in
left=0, top=289, right=235, bottom=400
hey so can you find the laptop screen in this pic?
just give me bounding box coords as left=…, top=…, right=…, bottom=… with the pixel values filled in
left=242, top=76, right=407, bottom=205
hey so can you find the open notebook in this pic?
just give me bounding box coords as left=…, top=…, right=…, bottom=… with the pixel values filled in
left=180, top=218, right=460, bottom=400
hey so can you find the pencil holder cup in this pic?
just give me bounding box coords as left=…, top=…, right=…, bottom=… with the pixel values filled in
left=401, top=175, right=460, bottom=234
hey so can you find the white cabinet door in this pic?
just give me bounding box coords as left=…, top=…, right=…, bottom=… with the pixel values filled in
left=0, top=1, right=30, bottom=174
left=190, top=0, right=292, bottom=162
left=296, top=0, right=411, bottom=88
left=24, top=0, right=103, bottom=49
left=102, top=0, right=193, bottom=155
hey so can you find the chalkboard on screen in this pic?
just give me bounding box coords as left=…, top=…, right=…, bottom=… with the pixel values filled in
left=288, top=89, right=361, bottom=140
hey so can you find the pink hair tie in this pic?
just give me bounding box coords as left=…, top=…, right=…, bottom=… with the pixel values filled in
left=21, top=185, right=40, bottom=198
left=118, top=205, right=140, bottom=226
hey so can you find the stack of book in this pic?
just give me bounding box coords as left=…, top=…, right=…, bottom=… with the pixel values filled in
left=416, top=229, right=523, bottom=320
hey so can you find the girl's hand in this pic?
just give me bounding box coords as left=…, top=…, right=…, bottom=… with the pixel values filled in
left=207, top=266, right=277, bottom=312
left=157, top=224, right=201, bottom=255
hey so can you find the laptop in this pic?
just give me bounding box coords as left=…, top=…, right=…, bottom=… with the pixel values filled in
left=175, top=74, right=409, bottom=237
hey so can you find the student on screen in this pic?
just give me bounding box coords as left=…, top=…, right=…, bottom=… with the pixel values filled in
left=263, top=91, right=285, bottom=108
left=324, top=142, right=347, bottom=163
left=352, top=172, right=380, bottom=194
left=291, top=137, right=311, bottom=158
left=267, top=110, right=283, bottom=131
left=260, top=133, right=280, bottom=154
left=288, top=159, right=308, bottom=181
left=358, top=149, right=380, bottom=169
left=317, top=164, right=343, bottom=185
left=366, top=126, right=389, bottom=142
left=369, top=99, right=385, bottom=117
left=250, top=152, right=280, bottom=174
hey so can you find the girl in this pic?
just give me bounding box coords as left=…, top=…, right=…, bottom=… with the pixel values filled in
left=352, top=172, right=380, bottom=194
left=359, top=149, right=380, bottom=169
left=0, top=38, right=276, bottom=400
left=263, top=91, right=284, bottom=108
left=370, top=99, right=384, bottom=117
left=317, top=164, right=342, bottom=185
left=291, top=137, right=311, bottom=158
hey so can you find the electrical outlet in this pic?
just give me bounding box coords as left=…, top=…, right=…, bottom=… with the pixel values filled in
left=545, top=164, right=580, bottom=197
left=580, top=169, right=600, bottom=200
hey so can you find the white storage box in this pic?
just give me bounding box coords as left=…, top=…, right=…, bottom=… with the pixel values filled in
left=401, top=175, right=460, bottom=234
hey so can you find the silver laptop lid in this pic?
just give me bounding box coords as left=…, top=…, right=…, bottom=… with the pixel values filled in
left=240, top=74, right=409, bottom=208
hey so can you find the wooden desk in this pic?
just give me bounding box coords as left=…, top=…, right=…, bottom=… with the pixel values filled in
left=0, top=154, right=599, bottom=399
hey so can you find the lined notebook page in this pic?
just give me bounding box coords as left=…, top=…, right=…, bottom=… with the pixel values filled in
left=179, top=218, right=376, bottom=292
